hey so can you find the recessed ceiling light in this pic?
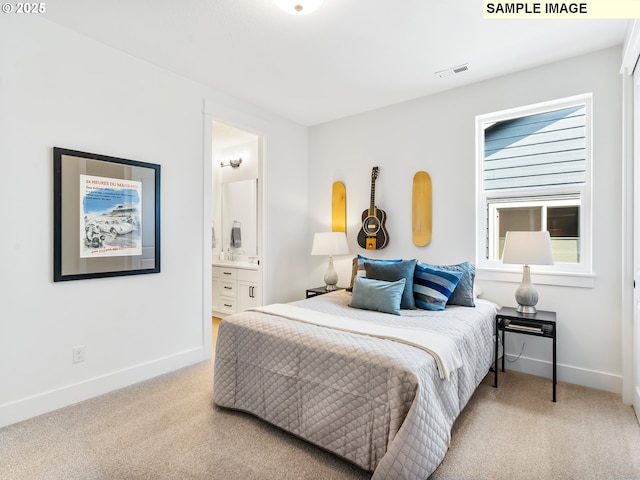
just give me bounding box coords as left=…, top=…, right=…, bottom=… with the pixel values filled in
left=275, top=0, right=324, bottom=15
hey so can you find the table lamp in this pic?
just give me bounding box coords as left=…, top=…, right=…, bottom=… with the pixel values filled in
left=501, top=231, right=554, bottom=314
left=311, top=232, right=350, bottom=291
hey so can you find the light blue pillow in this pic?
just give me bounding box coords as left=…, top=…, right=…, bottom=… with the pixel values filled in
left=420, top=262, right=476, bottom=307
left=349, top=276, right=406, bottom=315
left=364, top=259, right=417, bottom=310
left=413, top=263, right=463, bottom=311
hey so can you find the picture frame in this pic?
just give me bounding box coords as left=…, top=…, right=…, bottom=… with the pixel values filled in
left=53, top=147, right=161, bottom=282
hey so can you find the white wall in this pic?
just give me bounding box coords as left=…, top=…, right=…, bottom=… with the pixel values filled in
left=309, top=46, right=623, bottom=393
left=0, top=16, right=308, bottom=427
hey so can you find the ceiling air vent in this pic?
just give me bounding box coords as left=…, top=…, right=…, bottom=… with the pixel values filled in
left=435, top=63, right=469, bottom=78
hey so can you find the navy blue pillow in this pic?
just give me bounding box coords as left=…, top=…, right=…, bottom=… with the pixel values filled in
left=348, top=255, right=402, bottom=291
left=364, top=259, right=417, bottom=310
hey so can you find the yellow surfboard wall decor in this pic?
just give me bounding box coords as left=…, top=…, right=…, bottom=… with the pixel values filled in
left=332, top=181, right=346, bottom=233
left=412, top=171, right=432, bottom=246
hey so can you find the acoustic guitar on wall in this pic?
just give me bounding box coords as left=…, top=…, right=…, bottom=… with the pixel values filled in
left=357, top=166, right=389, bottom=250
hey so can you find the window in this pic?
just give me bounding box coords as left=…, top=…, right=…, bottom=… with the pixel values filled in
left=476, top=95, right=592, bottom=275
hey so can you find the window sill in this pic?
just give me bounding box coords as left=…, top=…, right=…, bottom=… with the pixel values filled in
left=476, top=267, right=595, bottom=288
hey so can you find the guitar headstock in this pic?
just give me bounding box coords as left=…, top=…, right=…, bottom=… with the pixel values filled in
left=371, top=166, right=379, bottom=180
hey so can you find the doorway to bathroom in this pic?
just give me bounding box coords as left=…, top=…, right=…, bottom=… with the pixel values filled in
left=210, top=121, right=264, bottom=320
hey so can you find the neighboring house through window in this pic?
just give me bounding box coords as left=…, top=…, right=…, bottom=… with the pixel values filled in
left=476, top=94, right=592, bottom=276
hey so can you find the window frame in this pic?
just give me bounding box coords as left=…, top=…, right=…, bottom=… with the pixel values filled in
left=487, top=194, right=583, bottom=263
left=475, top=94, right=593, bottom=282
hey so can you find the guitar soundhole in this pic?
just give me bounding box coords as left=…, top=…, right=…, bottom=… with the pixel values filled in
left=364, top=216, right=380, bottom=234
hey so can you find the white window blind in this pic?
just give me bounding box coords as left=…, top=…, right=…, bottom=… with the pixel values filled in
left=483, top=105, right=586, bottom=191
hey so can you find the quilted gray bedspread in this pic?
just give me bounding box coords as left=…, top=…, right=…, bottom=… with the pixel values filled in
left=214, top=291, right=497, bottom=479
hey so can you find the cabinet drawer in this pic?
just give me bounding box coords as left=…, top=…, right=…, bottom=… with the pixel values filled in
left=220, top=281, right=236, bottom=297
left=219, top=268, right=237, bottom=280
left=212, top=266, right=222, bottom=278
left=238, top=268, right=259, bottom=283
left=219, top=297, right=237, bottom=314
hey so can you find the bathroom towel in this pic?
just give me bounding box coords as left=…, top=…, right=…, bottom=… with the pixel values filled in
left=230, top=224, right=242, bottom=248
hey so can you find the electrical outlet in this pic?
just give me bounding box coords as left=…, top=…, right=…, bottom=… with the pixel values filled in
left=72, top=346, right=85, bottom=364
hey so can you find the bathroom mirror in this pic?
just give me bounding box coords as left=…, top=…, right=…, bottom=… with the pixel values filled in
left=221, top=178, right=258, bottom=259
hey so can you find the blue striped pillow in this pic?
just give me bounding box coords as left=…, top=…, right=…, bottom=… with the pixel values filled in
left=421, top=261, right=476, bottom=307
left=413, top=263, right=463, bottom=311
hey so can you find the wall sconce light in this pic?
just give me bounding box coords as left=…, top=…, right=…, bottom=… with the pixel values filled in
left=220, top=158, right=242, bottom=169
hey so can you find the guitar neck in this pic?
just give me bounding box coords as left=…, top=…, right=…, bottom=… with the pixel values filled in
left=369, top=177, right=376, bottom=212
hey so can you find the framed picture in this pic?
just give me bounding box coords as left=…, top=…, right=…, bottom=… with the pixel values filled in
left=53, top=147, right=160, bottom=282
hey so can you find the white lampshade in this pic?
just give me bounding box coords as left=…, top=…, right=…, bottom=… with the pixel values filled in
left=275, top=0, right=324, bottom=15
left=311, top=232, right=349, bottom=292
left=311, top=232, right=349, bottom=256
left=502, top=231, right=554, bottom=266
left=501, top=231, right=554, bottom=314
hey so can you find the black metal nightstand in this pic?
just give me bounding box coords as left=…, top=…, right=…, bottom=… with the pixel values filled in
left=306, top=286, right=345, bottom=298
left=494, top=306, right=557, bottom=402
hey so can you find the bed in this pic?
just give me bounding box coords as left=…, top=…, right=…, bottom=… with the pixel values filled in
left=213, top=259, right=497, bottom=480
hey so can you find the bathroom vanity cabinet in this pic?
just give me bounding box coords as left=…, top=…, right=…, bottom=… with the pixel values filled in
left=212, top=263, right=261, bottom=317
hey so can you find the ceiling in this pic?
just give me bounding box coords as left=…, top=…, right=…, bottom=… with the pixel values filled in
left=46, top=1, right=629, bottom=126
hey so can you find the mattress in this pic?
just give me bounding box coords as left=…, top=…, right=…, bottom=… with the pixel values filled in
left=213, top=290, right=497, bottom=479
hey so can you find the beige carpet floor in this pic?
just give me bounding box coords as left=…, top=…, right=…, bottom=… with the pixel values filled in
left=1, top=359, right=639, bottom=479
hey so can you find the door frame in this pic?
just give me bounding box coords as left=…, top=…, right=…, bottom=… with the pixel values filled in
left=621, top=20, right=640, bottom=422
left=202, top=101, right=266, bottom=348
left=633, top=67, right=640, bottom=424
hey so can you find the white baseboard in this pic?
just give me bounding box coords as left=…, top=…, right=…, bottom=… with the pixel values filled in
left=503, top=353, right=622, bottom=395
left=0, top=347, right=207, bottom=429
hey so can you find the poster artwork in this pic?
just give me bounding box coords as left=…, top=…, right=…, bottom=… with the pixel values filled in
left=80, top=175, right=142, bottom=258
